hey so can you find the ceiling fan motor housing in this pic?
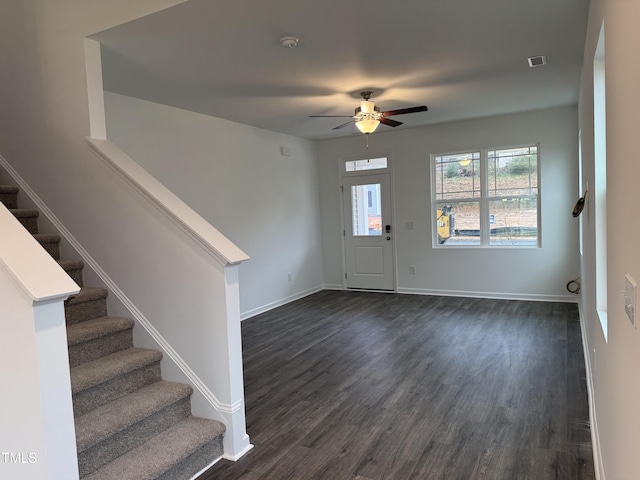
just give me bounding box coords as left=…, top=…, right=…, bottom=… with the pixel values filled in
left=355, top=104, right=380, bottom=117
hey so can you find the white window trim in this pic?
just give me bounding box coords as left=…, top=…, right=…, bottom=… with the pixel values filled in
left=594, top=20, right=608, bottom=341
left=340, top=152, right=392, bottom=178
left=431, top=144, right=541, bottom=248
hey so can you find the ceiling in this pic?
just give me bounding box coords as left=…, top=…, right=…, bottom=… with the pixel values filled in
left=91, top=0, right=590, bottom=140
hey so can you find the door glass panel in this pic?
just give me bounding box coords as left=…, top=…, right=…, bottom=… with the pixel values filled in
left=351, top=184, right=382, bottom=236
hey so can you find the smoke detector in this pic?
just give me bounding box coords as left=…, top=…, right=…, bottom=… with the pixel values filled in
left=280, top=36, right=299, bottom=48
left=527, top=55, right=547, bottom=67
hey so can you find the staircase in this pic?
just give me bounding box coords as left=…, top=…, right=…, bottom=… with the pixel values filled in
left=0, top=184, right=225, bottom=479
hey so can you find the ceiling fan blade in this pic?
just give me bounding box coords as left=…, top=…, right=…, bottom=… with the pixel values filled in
left=332, top=120, right=356, bottom=130
left=380, top=117, right=403, bottom=127
left=381, top=105, right=428, bottom=117
left=309, top=115, right=353, bottom=118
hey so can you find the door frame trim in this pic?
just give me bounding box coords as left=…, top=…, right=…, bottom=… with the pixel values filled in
left=338, top=152, right=397, bottom=292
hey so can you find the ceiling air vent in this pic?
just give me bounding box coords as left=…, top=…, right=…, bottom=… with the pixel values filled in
left=527, top=55, right=547, bottom=68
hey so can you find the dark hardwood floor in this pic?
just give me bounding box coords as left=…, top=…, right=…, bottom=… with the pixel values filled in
left=201, top=291, right=594, bottom=480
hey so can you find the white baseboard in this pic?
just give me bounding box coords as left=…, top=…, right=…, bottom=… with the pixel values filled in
left=240, top=285, right=324, bottom=321
left=578, top=302, right=605, bottom=480
left=240, top=283, right=579, bottom=321
left=244, top=284, right=579, bottom=315
left=397, top=287, right=579, bottom=303
left=190, top=441, right=254, bottom=478
left=223, top=441, right=254, bottom=461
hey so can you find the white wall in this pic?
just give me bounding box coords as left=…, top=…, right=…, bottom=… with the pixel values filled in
left=104, top=96, right=579, bottom=307
left=579, top=1, right=640, bottom=478
left=0, top=0, right=267, bottom=469
left=318, top=106, right=580, bottom=301
left=104, top=92, right=324, bottom=318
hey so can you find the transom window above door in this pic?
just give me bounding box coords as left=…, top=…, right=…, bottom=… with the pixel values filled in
left=345, top=157, right=387, bottom=172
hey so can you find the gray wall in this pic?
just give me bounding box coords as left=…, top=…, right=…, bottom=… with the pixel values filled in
left=579, top=0, right=640, bottom=478
left=318, top=106, right=580, bottom=301
left=105, top=92, right=324, bottom=318
left=107, top=95, right=581, bottom=310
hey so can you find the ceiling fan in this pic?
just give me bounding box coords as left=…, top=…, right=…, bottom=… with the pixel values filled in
left=310, top=91, right=428, bottom=134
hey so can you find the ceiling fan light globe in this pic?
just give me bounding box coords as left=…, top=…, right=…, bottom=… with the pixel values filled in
left=356, top=119, right=380, bottom=134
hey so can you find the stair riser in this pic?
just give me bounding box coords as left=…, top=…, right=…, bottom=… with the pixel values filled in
left=64, top=267, right=84, bottom=288
left=68, top=331, right=133, bottom=368
left=157, top=437, right=224, bottom=480
left=0, top=192, right=18, bottom=209
left=65, top=298, right=108, bottom=325
left=39, top=241, right=61, bottom=260
left=78, top=398, right=192, bottom=477
left=15, top=215, right=39, bottom=234
left=73, top=363, right=162, bottom=417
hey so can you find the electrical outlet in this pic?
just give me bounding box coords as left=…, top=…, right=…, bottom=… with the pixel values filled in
left=288, top=272, right=292, bottom=282
left=624, top=274, right=637, bottom=327
left=409, top=265, right=416, bottom=275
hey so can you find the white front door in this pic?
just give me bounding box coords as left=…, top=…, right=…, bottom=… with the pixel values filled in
left=342, top=173, right=394, bottom=290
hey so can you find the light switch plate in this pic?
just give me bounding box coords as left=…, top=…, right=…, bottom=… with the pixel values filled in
left=624, top=273, right=637, bottom=327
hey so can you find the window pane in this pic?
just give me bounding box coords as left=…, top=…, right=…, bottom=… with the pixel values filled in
left=436, top=201, right=480, bottom=245
left=345, top=157, right=387, bottom=172
left=434, top=152, right=480, bottom=200
left=352, top=184, right=382, bottom=236
left=489, top=197, right=538, bottom=246
left=488, top=147, right=538, bottom=197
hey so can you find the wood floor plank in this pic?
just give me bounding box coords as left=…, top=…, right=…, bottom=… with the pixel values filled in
left=202, top=291, right=595, bottom=479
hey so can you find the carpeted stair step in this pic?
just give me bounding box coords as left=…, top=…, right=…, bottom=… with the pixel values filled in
left=0, top=185, right=18, bottom=209
left=58, top=259, right=84, bottom=287
left=67, top=316, right=134, bottom=367
left=71, top=347, right=163, bottom=417
left=10, top=208, right=39, bottom=234
left=83, top=416, right=225, bottom=480
left=75, top=381, right=194, bottom=477
left=65, top=287, right=109, bottom=325
left=33, top=233, right=61, bottom=260
left=1, top=183, right=225, bottom=476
